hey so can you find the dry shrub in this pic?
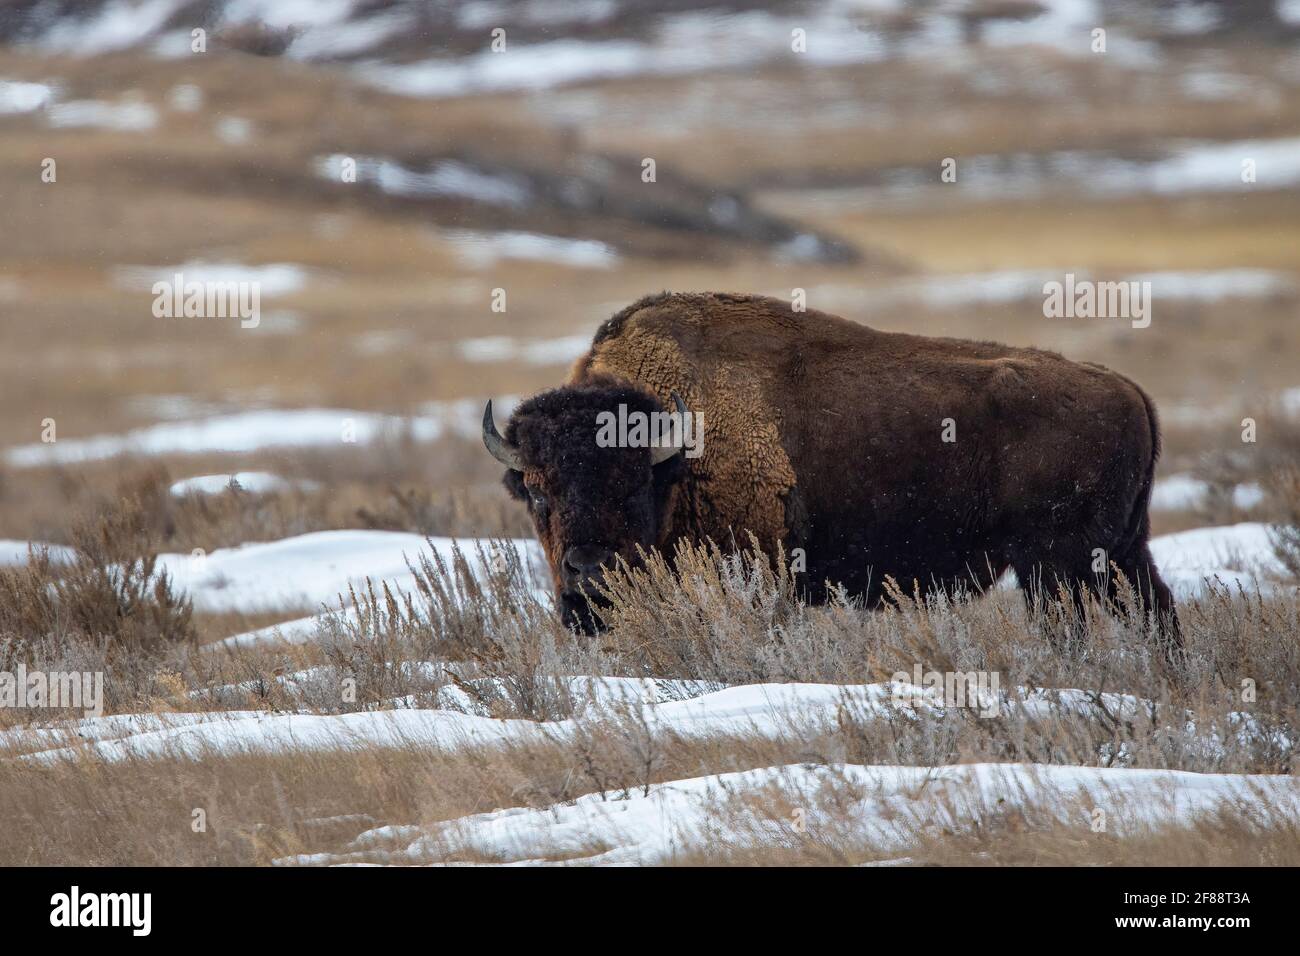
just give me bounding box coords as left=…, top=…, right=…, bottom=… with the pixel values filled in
left=317, top=540, right=578, bottom=719
left=297, top=535, right=1299, bottom=774
left=672, top=771, right=1300, bottom=867
left=590, top=535, right=863, bottom=682
left=0, top=433, right=529, bottom=555
left=1267, top=465, right=1300, bottom=579
left=4, top=524, right=1295, bottom=865
left=0, top=485, right=194, bottom=656
left=0, top=723, right=790, bottom=865
left=1194, top=407, right=1300, bottom=528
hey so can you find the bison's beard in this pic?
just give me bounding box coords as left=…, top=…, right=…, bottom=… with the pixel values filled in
left=559, top=590, right=610, bottom=634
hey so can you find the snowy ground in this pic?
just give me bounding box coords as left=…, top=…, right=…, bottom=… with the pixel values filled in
left=5, top=676, right=1293, bottom=865
left=0, top=518, right=1269, bottom=640
left=181, top=520, right=1283, bottom=647
left=7, top=677, right=1245, bottom=766
left=2, top=397, right=519, bottom=467
left=154, top=530, right=549, bottom=615
left=0, top=511, right=1292, bottom=865
left=290, top=761, right=1300, bottom=866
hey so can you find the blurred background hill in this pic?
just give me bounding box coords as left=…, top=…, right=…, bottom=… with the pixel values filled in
left=1, top=0, right=1298, bottom=623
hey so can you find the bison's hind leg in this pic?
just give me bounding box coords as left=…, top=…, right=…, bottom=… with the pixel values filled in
left=1110, top=539, right=1183, bottom=660
left=1013, top=532, right=1182, bottom=663
left=1010, top=550, right=1098, bottom=655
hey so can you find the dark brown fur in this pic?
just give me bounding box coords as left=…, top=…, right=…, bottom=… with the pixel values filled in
left=500, top=292, right=1179, bottom=646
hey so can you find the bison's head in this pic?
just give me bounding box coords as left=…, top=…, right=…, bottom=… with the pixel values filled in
left=483, top=382, right=689, bottom=633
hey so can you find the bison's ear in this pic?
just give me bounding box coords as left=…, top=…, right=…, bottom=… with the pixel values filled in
left=503, top=468, right=527, bottom=500
left=652, top=451, right=686, bottom=483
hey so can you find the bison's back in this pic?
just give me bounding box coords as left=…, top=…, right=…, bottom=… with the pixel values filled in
left=571, top=292, right=1156, bottom=589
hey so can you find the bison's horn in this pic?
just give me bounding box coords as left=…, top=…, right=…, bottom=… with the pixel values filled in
left=650, top=392, right=690, bottom=465
left=482, top=400, right=524, bottom=471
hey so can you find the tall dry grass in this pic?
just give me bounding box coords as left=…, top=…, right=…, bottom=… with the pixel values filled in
left=0, top=484, right=1296, bottom=864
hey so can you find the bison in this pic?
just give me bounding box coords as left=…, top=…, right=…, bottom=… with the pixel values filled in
left=483, top=291, right=1179, bottom=649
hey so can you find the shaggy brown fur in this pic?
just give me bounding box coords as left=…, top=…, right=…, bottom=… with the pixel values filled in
left=494, top=291, right=1178, bottom=646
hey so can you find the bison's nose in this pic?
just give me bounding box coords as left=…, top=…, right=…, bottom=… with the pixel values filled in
left=563, top=545, right=613, bottom=587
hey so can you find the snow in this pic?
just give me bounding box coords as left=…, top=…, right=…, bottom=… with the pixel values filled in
left=8, top=0, right=1224, bottom=88
left=1133, top=137, right=1300, bottom=195
left=114, top=261, right=309, bottom=297
left=896, top=270, right=1059, bottom=309
left=215, top=116, right=254, bottom=145
left=0, top=540, right=75, bottom=566
left=192, top=519, right=1290, bottom=648
left=46, top=99, right=158, bottom=131
left=356, top=761, right=1300, bottom=865
left=4, top=409, right=436, bottom=467
left=16, top=707, right=530, bottom=764
left=798, top=139, right=1300, bottom=210
left=154, top=530, right=547, bottom=614
left=1151, top=474, right=1266, bottom=512
left=1, top=679, right=1141, bottom=764
left=215, top=611, right=332, bottom=650
left=166, top=83, right=203, bottom=112
left=38, top=0, right=188, bottom=55
left=6, top=673, right=1260, bottom=768
left=7, top=657, right=1294, bottom=865
left=359, top=39, right=661, bottom=99
left=456, top=334, right=592, bottom=365
left=810, top=268, right=1296, bottom=315
left=315, top=154, right=531, bottom=206
left=3, top=395, right=518, bottom=468
left=356, top=2, right=1138, bottom=101
left=168, top=472, right=313, bottom=496
left=221, top=0, right=358, bottom=32
left=0, top=79, right=56, bottom=114
left=2, top=710, right=270, bottom=756
left=1131, top=269, right=1296, bottom=300
left=1148, top=522, right=1288, bottom=597
left=287, top=9, right=410, bottom=60
left=443, top=231, right=618, bottom=270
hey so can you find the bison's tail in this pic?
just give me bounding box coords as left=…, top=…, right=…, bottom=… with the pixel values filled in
left=1116, top=375, right=1161, bottom=561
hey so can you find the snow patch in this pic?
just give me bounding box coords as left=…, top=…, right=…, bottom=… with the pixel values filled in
left=0, top=540, right=75, bottom=566
left=456, top=334, right=592, bottom=365
left=155, top=530, right=547, bottom=614
left=364, top=761, right=1300, bottom=865
left=1151, top=475, right=1266, bottom=512
left=168, top=472, right=315, bottom=497
left=114, top=260, right=309, bottom=297
left=47, top=98, right=158, bottom=131
left=0, top=79, right=57, bottom=114
left=1149, top=522, right=1288, bottom=597
left=3, top=407, right=448, bottom=467
left=444, top=230, right=618, bottom=270
left=315, top=154, right=531, bottom=206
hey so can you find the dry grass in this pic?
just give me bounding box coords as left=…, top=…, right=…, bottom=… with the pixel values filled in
left=3, top=521, right=1297, bottom=864
left=0, top=433, right=529, bottom=550
left=2, top=6, right=1299, bottom=865
left=0, top=488, right=195, bottom=659
left=670, top=774, right=1300, bottom=866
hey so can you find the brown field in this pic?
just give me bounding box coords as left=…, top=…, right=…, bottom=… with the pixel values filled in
left=0, top=1, right=1298, bottom=866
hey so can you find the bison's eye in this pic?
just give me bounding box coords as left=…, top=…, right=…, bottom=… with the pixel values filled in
left=529, top=489, right=549, bottom=513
